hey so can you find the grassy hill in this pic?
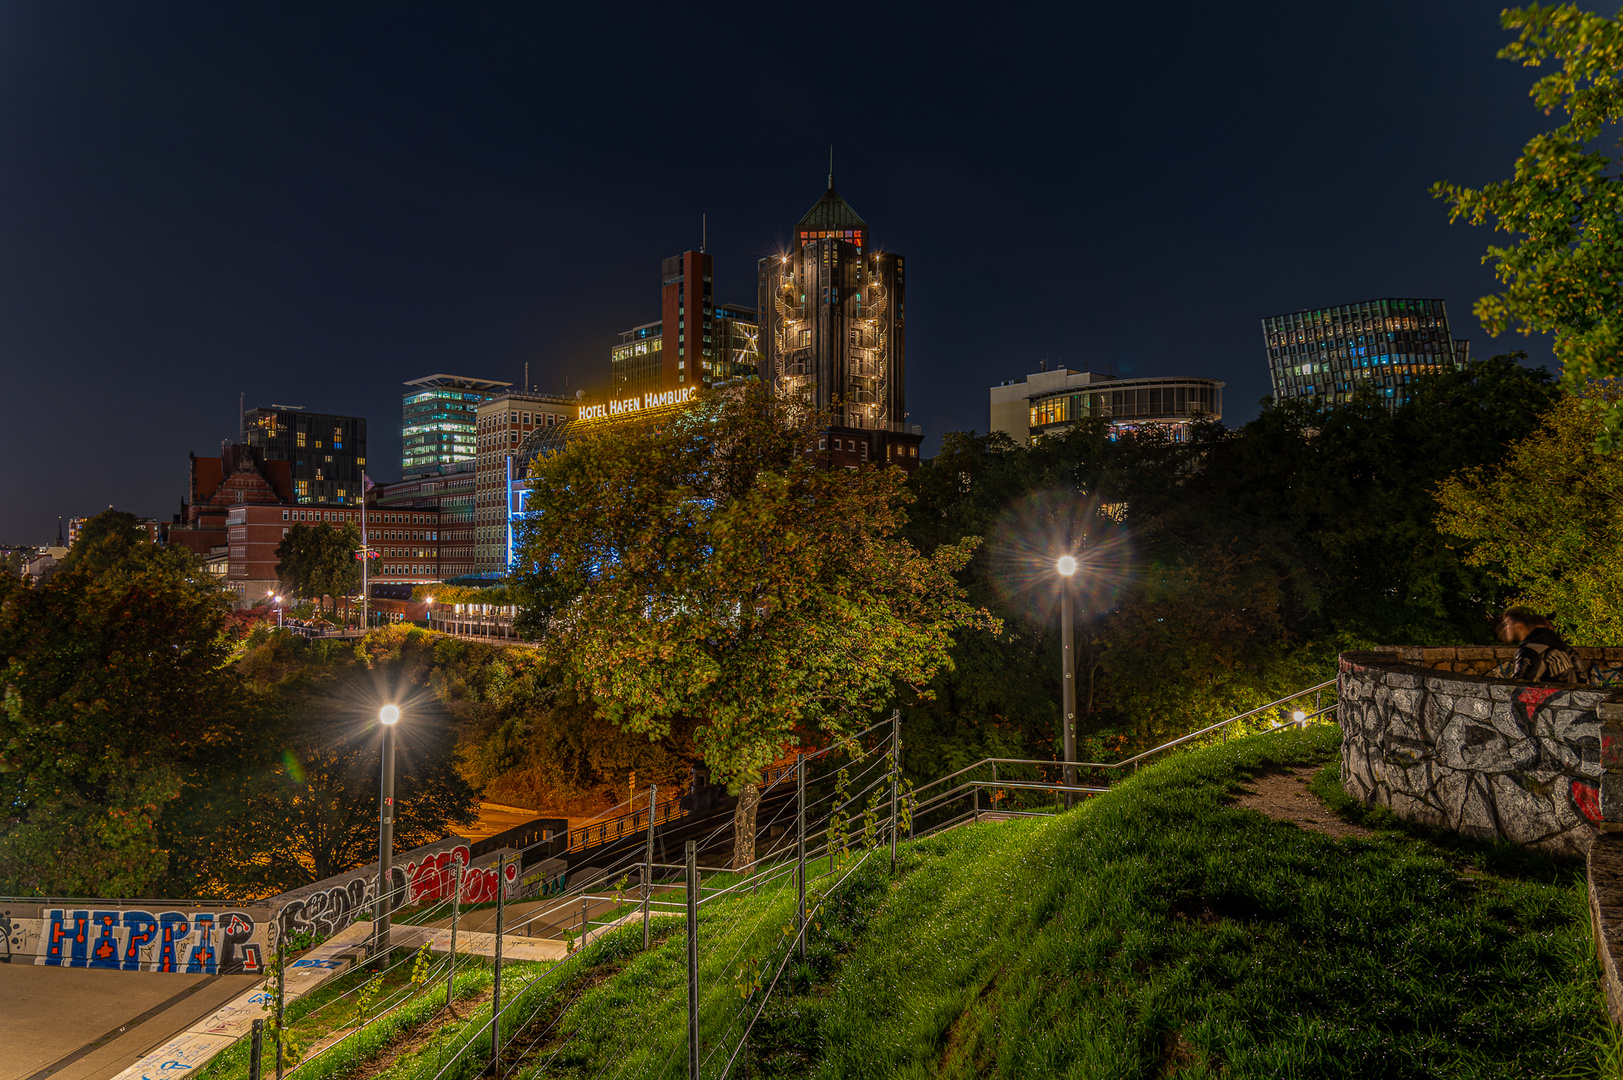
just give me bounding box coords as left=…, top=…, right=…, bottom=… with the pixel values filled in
left=215, top=724, right=1614, bottom=1079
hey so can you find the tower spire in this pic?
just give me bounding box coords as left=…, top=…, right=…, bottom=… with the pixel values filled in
left=828, top=145, right=834, bottom=189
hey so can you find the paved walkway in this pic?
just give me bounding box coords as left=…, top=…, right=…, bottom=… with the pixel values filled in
left=31, top=900, right=641, bottom=1080
left=108, top=919, right=378, bottom=1080
left=0, top=965, right=258, bottom=1080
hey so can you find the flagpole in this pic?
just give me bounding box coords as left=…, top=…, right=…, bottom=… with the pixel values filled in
left=360, top=472, right=371, bottom=630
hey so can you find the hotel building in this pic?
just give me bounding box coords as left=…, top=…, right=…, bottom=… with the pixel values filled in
left=611, top=251, right=762, bottom=400
left=757, top=183, right=923, bottom=470
left=473, top=391, right=576, bottom=574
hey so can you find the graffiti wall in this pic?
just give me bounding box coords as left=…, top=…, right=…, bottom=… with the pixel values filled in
left=0, top=905, right=270, bottom=973
left=0, top=836, right=535, bottom=976
left=275, top=843, right=520, bottom=940
left=1339, top=651, right=1610, bottom=856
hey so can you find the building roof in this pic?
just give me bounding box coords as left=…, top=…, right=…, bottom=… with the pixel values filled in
left=403, top=374, right=514, bottom=391
left=797, top=187, right=867, bottom=230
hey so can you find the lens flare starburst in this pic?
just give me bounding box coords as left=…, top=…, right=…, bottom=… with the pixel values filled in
left=986, top=488, right=1133, bottom=624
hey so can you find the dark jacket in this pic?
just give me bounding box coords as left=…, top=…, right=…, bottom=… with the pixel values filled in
left=1511, top=626, right=1581, bottom=685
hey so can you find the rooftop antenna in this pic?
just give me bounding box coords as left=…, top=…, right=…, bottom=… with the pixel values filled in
left=702, top=213, right=706, bottom=253
left=238, top=392, right=244, bottom=443
left=828, top=146, right=834, bottom=189
left=525, top=362, right=529, bottom=393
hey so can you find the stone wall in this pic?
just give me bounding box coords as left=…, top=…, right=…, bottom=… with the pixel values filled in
left=1338, top=651, right=1613, bottom=857
left=1377, top=645, right=1623, bottom=683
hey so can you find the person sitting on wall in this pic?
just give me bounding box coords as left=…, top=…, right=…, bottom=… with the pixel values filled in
left=1497, top=607, right=1582, bottom=686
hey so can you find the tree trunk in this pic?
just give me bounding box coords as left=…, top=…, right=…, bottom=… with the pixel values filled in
left=731, top=782, right=760, bottom=873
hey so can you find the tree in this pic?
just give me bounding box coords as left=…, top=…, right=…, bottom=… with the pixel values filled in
left=176, top=627, right=479, bottom=895
left=1432, top=3, right=1623, bottom=448
left=510, top=384, right=995, bottom=868
left=275, top=522, right=362, bottom=613
left=898, top=358, right=1564, bottom=763
left=0, top=513, right=243, bottom=896
left=1436, top=386, right=1623, bottom=644
left=59, top=510, right=152, bottom=575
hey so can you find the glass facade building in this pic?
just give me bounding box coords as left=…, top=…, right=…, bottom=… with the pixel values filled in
left=611, top=322, right=664, bottom=399
left=401, top=375, right=511, bottom=478
left=243, top=406, right=367, bottom=504
left=1263, top=298, right=1470, bottom=411
left=611, top=261, right=761, bottom=400
left=990, top=369, right=1223, bottom=445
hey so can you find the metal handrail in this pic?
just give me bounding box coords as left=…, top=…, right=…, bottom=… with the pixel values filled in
left=913, top=680, right=1336, bottom=803
left=1112, top=680, right=1336, bottom=767
left=907, top=681, right=1339, bottom=830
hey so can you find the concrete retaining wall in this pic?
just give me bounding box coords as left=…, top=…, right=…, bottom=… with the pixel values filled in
left=1338, top=651, right=1611, bottom=857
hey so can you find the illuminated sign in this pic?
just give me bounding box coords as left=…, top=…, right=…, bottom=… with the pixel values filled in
left=577, top=386, right=697, bottom=422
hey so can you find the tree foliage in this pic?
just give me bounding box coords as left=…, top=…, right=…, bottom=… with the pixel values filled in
left=1436, top=385, right=1623, bottom=644
left=0, top=512, right=243, bottom=896
left=1433, top=3, right=1623, bottom=447
left=182, top=626, right=479, bottom=895
left=275, top=522, right=362, bottom=612
left=901, top=357, right=1563, bottom=768
left=510, top=383, right=997, bottom=797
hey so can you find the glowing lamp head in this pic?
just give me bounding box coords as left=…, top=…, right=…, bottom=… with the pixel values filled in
left=1292, top=709, right=1307, bottom=724
left=379, top=705, right=401, bottom=726
left=1056, top=555, right=1078, bottom=577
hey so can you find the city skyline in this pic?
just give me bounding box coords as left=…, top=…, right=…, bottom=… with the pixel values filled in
left=0, top=2, right=1555, bottom=540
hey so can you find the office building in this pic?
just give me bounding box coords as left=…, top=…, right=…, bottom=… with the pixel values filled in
left=373, top=464, right=477, bottom=582
left=243, top=406, right=367, bottom=504
left=990, top=368, right=1225, bottom=445
left=610, top=253, right=762, bottom=400
left=402, top=375, right=510, bottom=478
left=757, top=182, right=923, bottom=470
left=473, top=391, right=576, bottom=574
left=612, top=322, right=664, bottom=399
left=1263, top=298, right=1471, bottom=410
left=170, top=442, right=352, bottom=601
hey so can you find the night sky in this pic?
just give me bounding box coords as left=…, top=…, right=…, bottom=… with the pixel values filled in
left=0, top=2, right=1554, bottom=542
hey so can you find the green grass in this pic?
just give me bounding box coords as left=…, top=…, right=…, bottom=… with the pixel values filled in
left=502, top=725, right=1614, bottom=1078
left=200, top=726, right=1620, bottom=1078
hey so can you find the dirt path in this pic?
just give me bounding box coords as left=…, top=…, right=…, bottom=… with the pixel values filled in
left=1233, top=765, right=1376, bottom=840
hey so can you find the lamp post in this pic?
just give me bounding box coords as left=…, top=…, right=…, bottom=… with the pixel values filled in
left=1056, top=555, right=1077, bottom=809
left=270, top=594, right=282, bottom=629
left=374, top=704, right=400, bottom=958
left=425, top=596, right=433, bottom=630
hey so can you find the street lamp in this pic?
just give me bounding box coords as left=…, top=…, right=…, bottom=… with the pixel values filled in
left=1057, top=555, right=1077, bottom=808
left=425, top=596, right=434, bottom=629
left=374, top=704, right=400, bottom=957
left=270, top=593, right=283, bottom=629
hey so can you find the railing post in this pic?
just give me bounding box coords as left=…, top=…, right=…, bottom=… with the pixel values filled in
left=890, top=710, right=900, bottom=874
left=686, top=840, right=700, bottom=1080
left=991, top=761, right=998, bottom=814
left=644, top=783, right=657, bottom=950
left=446, top=859, right=460, bottom=1010
left=796, top=754, right=806, bottom=963
left=274, top=912, right=286, bottom=1080
left=581, top=894, right=590, bottom=942
left=248, top=1018, right=263, bottom=1080
left=491, top=853, right=504, bottom=1069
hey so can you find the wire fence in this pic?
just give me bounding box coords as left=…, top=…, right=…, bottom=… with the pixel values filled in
left=206, top=684, right=1338, bottom=1080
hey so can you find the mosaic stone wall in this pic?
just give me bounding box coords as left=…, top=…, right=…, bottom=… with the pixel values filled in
left=1338, top=651, right=1612, bottom=857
